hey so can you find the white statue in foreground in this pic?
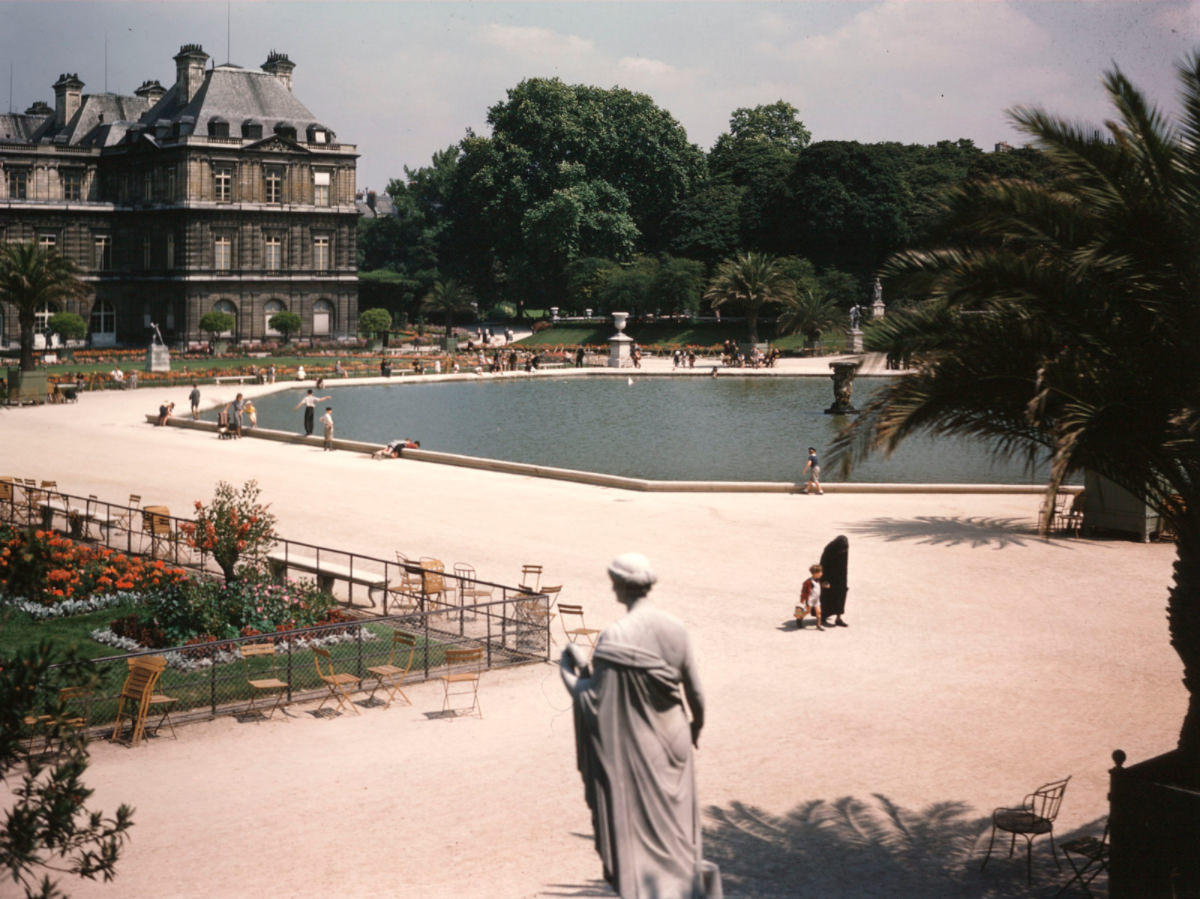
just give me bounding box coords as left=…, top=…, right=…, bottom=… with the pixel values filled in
left=560, top=553, right=722, bottom=899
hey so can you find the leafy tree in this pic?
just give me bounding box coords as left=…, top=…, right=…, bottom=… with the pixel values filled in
left=598, top=258, right=657, bottom=318
left=565, top=257, right=615, bottom=315
left=650, top=256, right=705, bottom=317
left=774, top=141, right=914, bottom=278
left=0, top=243, right=86, bottom=371
left=704, top=252, right=796, bottom=345
left=829, top=57, right=1200, bottom=766
left=664, top=180, right=744, bottom=268
left=45, top=312, right=86, bottom=343
left=777, top=289, right=842, bottom=346
left=446, top=78, right=705, bottom=303
left=357, top=307, right=392, bottom=341
left=421, top=279, right=476, bottom=334
left=197, top=311, right=234, bottom=343
left=724, top=101, right=812, bottom=151
left=267, top=311, right=301, bottom=343
left=1, top=643, right=134, bottom=897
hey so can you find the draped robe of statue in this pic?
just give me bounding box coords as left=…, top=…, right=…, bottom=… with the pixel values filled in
left=568, top=605, right=722, bottom=899
left=819, top=535, right=850, bottom=618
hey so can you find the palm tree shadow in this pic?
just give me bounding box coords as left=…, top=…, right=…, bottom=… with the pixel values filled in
left=703, top=794, right=1106, bottom=897
left=844, top=516, right=1043, bottom=549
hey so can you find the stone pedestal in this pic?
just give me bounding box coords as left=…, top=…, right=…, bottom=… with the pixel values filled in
left=847, top=328, right=864, bottom=353
left=825, top=361, right=860, bottom=415
left=146, top=344, right=171, bottom=372
left=608, top=334, right=633, bottom=368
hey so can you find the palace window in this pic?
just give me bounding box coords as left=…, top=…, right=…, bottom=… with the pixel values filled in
left=37, top=233, right=56, bottom=251
left=94, top=235, right=111, bottom=269
left=62, top=171, right=83, bottom=201
left=166, top=167, right=176, bottom=200
left=313, top=235, right=330, bottom=271
left=143, top=236, right=152, bottom=270
left=264, top=235, right=282, bottom=270
left=265, top=167, right=283, bottom=203
left=313, top=171, right=330, bottom=207
left=214, top=235, right=232, bottom=270
left=313, top=299, right=334, bottom=336
left=264, top=299, right=285, bottom=337
left=89, top=300, right=115, bottom=336
left=214, top=165, right=232, bottom=202
left=143, top=171, right=153, bottom=201
left=165, top=233, right=175, bottom=269
left=8, top=170, right=28, bottom=199
left=34, top=301, right=59, bottom=333
left=212, top=300, right=236, bottom=336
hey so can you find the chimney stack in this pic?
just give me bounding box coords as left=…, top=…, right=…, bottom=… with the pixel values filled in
left=53, top=73, right=84, bottom=128
left=135, top=79, right=167, bottom=105
left=261, top=51, right=295, bottom=93
left=173, top=44, right=209, bottom=105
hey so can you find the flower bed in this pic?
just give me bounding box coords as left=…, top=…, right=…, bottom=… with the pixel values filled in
left=0, top=526, right=188, bottom=606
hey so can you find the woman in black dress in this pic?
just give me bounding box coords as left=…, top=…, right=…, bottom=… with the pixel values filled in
left=819, top=535, right=849, bottom=627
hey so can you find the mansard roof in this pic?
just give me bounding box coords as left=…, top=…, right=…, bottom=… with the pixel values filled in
left=29, top=93, right=153, bottom=146
left=141, top=64, right=330, bottom=142
left=0, top=112, right=48, bottom=144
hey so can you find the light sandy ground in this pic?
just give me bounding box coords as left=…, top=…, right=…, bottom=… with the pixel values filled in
left=2, top=355, right=1180, bottom=897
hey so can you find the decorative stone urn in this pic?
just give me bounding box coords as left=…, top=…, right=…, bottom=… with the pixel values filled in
left=608, top=311, right=633, bottom=368
left=825, top=361, right=860, bottom=414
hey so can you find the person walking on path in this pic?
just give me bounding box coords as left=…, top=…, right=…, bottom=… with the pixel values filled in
left=320, top=407, right=335, bottom=451
left=188, top=383, right=201, bottom=419
left=293, top=388, right=331, bottom=436
left=802, top=447, right=823, bottom=494
left=819, top=535, right=850, bottom=627
left=225, top=393, right=246, bottom=438
left=796, top=564, right=825, bottom=630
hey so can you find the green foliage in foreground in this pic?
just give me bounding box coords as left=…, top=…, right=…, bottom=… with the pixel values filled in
left=0, top=643, right=134, bottom=898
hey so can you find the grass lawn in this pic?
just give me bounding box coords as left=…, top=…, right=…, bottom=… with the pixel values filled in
left=518, top=321, right=844, bottom=353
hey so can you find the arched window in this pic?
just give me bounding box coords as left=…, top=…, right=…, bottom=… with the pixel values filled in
left=264, top=299, right=285, bottom=337
left=313, top=299, right=334, bottom=337
left=213, top=299, right=237, bottom=337
left=89, top=299, right=116, bottom=347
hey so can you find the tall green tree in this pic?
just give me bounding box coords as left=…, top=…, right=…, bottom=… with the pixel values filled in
left=829, top=58, right=1200, bottom=763
left=704, top=252, right=796, bottom=345
left=0, top=243, right=86, bottom=371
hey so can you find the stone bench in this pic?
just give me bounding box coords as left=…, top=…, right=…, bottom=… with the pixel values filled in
left=266, top=552, right=388, bottom=608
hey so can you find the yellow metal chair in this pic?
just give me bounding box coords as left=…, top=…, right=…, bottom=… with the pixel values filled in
left=440, top=646, right=484, bottom=718
left=111, top=656, right=169, bottom=746
left=367, top=631, right=417, bottom=708
left=240, top=643, right=289, bottom=721
left=420, top=558, right=450, bottom=614
left=558, top=603, right=601, bottom=648
left=0, top=476, right=15, bottom=523
left=312, top=647, right=361, bottom=716
left=519, top=563, right=543, bottom=592
left=454, top=563, right=493, bottom=617
left=386, top=552, right=423, bottom=614
left=142, top=505, right=175, bottom=559
left=23, top=684, right=93, bottom=752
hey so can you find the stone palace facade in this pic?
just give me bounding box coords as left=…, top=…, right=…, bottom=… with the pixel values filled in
left=0, top=43, right=359, bottom=349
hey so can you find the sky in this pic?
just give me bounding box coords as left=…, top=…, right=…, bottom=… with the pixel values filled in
left=3, top=1, right=1197, bottom=192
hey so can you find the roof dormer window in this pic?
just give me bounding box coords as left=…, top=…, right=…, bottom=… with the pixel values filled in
left=208, top=117, right=230, bottom=138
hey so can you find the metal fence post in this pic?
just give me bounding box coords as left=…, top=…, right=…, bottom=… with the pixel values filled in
left=210, top=647, right=218, bottom=716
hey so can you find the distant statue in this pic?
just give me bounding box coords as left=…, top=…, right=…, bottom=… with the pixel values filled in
left=873, top=277, right=882, bottom=305
left=150, top=322, right=164, bottom=345
left=561, top=554, right=722, bottom=899
left=849, top=304, right=862, bottom=330
left=872, top=278, right=886, bottom=319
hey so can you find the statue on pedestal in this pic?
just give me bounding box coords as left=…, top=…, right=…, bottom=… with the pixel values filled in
left=561, top=554, right=722, bottom=898
left=826, top=361, right=860, bottom=414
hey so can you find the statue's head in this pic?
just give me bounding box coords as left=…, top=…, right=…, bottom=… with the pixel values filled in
left=607, top=552, right=656, bottom=604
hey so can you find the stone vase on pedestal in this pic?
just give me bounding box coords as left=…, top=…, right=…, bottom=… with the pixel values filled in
left=608, top=311, right=633, bottom=368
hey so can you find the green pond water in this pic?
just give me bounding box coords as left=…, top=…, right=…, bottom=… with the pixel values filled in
left=244, top=376, right=1058, bottom=484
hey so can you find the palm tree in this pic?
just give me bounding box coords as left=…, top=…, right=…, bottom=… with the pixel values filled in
left=0, top=242, right=86, bottom=371
left=703, top=252, right=796, bottom=346
left=776, top=289, right=842, bottom=349
left=829, top=57, right=1200, bottom=766
left=421, top=278, right=477, bottom=339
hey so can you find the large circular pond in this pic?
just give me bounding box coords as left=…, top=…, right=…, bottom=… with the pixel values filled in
left=243, top=377, right=1059, bottom=485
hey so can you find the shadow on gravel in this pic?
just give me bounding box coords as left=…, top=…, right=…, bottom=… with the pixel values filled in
left=703, top=794, right=1107, bottom=898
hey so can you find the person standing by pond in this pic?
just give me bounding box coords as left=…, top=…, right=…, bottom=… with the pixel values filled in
left=293, top=388, right=331, bottom=436
left=188, top=382, right=201, bottom=420
left=802, top=447, right=823, bottom=494
left=560, top=553, right=721, bottom=899
left=320, top=406, right=334, bottom=451
left=225, top=393, right=245, bottom=438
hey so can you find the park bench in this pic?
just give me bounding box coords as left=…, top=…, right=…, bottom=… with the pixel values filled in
left=266, top=552, right=388, bottom=608
left=213, top=375, right=254, bottom=385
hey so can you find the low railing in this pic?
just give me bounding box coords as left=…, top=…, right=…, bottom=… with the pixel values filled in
left=27, top=595, right=551, bottom=742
